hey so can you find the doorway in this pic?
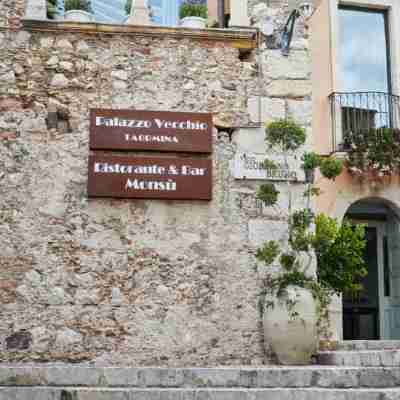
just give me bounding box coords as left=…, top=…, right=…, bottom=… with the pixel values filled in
left=343, top=224, right=382, bottom=340
left=343, top=199, right=400, bottom=340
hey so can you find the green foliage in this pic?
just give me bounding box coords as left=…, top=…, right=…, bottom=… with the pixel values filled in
left=320, top=157, right=343, bottom=180
left=257, top=209, right=367, bottom=332
left=292, top=209, right=314, bottom=230
left=256, top=241, right=280, bottom=265
left=314, top=215, right=367, bottom=295
left=64, top=0, right=92, bottom=12
left=263, top=159, right=278, bottom=170
left=179, top=3, right=208, bottom=19
left=301, top=152, right=322, bottom=170
left=273, top=269, right=310, bottom=296
left=304, top=186, right=321, bottom=197
left=345, top=128, right=400, bottom=178
left=279, top=253, right=296, bottom=271
left=290, top=227, right=313, bottom=252
left=255, top=118, right=367, bottom=337
left=257, top=183, right=279, bottom=206
left=125, top=0, right=132, bottom=15
left=47, top=0, right=57, bottom=19
left=266, top=119, right=306, bottom=152
left=289, top=209, right=314, bottom=252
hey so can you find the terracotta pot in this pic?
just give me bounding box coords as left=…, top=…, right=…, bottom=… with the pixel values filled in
left=263, top=285, right=318, bottom=365
left=64, top=10, right=94, bottom=22
left=180, top=17, right=207, bottom=29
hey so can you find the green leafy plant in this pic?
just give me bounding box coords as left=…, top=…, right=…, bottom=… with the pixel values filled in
left=179, top=1, right=208, bottom=19
left=256, top=119, right=366, bottom=337
left=304, top=187, right=321, bottom=198
left=345, top=127, right=400, bottom=179
left=266, top=119, right=306, bottom=152
left=257, top=211, right=367, bottom=326
left=263, top=159, right=278, bottom=170
left=125, top=0, right=132, bottom=15
left=257, top=183, right=280, bottom=206
left=320, top=157, right=343, bottom=180
left=47, top=0, right=58, bottom=19
left=256, top=241, right=280, bottom=265
left=313, top=215, right=367, bottom=295
left=280, top=253, right=296, bottom=271
left=64, top=0, right=92, bottom=12
left=292, top=209, right=314, bottom=230
left=301, top=152, right=322, bottom=170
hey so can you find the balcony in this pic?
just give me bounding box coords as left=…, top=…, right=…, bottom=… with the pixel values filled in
left=329, top=92, right=400, bottom=153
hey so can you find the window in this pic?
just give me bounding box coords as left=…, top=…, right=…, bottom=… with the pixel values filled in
left=338, top=6, right=390, bottom=93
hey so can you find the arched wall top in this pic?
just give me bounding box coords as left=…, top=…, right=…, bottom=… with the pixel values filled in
left=342, top=196, right=400, bottom=221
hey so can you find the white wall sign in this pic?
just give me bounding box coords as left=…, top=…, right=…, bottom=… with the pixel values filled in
left=233, top=153, right=305, bottom=181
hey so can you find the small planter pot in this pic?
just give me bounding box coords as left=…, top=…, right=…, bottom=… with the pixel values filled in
left=180, top=17, right=207, bottom=29
left=263, top=285, right=318, bottom=365
left=65, top=10, right=94, bottom=22
left=304, top=168, right=315, bottom=184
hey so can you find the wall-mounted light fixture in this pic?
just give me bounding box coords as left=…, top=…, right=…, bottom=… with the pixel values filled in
left=298, top=2, right=314, bottom=19
left=280, top=2, right=314, bottom=56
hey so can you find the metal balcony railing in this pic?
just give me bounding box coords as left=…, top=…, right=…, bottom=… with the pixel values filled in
left=329, top=92, right=400, bottom=152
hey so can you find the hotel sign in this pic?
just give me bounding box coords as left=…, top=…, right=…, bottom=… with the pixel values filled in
left=88, top=155, right=212, bottom=200
left=233, top=153, right=305, bottom=181
left=90, top=109, right=213, bottom=153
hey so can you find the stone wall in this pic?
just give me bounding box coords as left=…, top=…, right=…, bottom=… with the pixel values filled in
left=0, top=0, right=24, bottom=30
left=0, top=0, right=313, bottom=365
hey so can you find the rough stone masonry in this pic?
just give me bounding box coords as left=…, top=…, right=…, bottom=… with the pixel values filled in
left=0, top=0, right=312, bottom=365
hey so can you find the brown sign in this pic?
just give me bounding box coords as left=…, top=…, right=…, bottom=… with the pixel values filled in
left=89, top=109, right=213, bottom=153
left=87, top=155, right=212, bottom=200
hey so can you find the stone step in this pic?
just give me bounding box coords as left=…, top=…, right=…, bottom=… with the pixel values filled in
left=2, top=366, right=400, bottom=389
left=0, top=387, right=400, bottom=400
left=318, top=350, right=400, bottom=367
left=335, top=341, right=400, bottom=351
left=1, top=387, right=400, bottom=400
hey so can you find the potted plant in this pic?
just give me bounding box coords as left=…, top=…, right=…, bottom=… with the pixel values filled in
left=64, top=0, right=94, bottom=22
left=47, top=0, right=58, bottom=19
left=256, top=119, right=365, bottom=365
left=319, top=157, right=343, bottom=181
left=179, top=0, right=208, bottom=29
left=301, top=152, right=321, bottom=183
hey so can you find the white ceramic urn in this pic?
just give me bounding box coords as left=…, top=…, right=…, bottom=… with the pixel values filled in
left=64, top=10, right=94, bottom=22
left=263, top=285, right=318, bottom=365
left=180, top=17, right=206, bottom=29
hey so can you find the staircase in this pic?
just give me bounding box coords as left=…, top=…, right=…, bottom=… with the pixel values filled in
left=1, top=359, right=400, bottom=399
left=318, top=340, right=400, bottom=367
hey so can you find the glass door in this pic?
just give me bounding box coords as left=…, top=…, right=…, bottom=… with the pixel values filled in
left=343, top=226, right=381, bottom=340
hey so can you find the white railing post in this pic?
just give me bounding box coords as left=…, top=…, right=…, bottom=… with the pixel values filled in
left=127, top=0, right=152, bottom=25
left=25, top=0, right=47, bottom=20
left=229, top=0, right=250, bottom=27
